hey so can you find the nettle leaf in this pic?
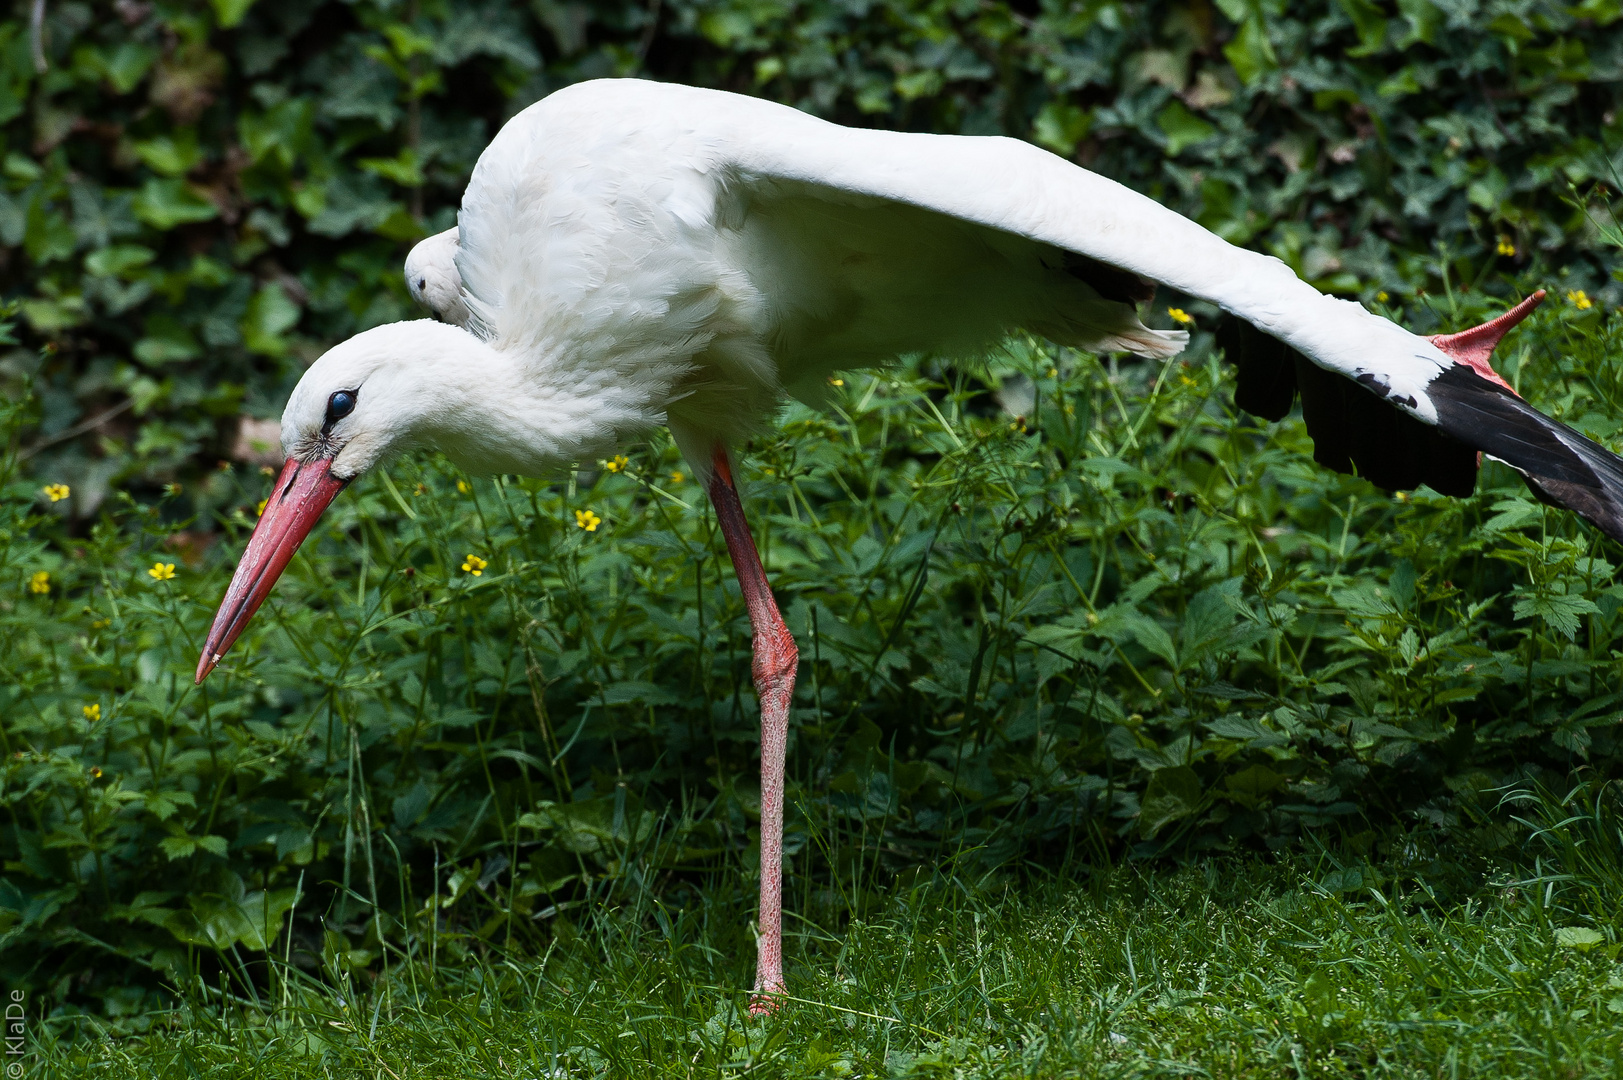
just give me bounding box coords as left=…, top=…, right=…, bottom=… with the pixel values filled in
left=1140, top=766, right=1204, bottom=836
left=159, top=836, right=196, bottom=860
left=1512, top=590, right=1600, bottom=640
left=1224, top=764, right=1283, bottom=807
left=1128, top=613, right=1178, bottom=667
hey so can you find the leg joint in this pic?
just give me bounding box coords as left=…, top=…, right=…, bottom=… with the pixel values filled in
left=752, top=624, right=798, bottom=690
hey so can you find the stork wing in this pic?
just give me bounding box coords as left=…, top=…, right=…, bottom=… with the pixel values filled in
left=486, top=81, right=1623, bottom=540
left=662, top=82, right=1622, bottom=540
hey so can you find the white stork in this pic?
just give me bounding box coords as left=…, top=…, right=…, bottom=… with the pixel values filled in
left=196, top=78, right=1623, bottom=1009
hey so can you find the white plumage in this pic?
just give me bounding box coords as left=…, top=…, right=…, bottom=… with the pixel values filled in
left=202, top=78, right=1623, bottom=1009
left=404, top=227, right=470, bottom=328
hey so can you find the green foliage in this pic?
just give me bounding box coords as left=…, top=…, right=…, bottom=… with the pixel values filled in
left=3, top=0, right=1622, bottom=501
left=5, top=283, right=1623, bottom=1011
left=34, top=849, right=1623, bottom=1075
left=5, top=0, right=1623, bottom=1017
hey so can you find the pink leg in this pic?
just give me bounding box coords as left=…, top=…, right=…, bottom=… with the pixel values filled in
left=706, top=446, right=797, bottom=1013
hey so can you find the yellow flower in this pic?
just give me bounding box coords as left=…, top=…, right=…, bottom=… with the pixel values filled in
left=1567, top=289, right=1593, bottom=310
left=456, top=479, right=471, bottom=493
left=461, top=554, right=488, bottom=576
left=669, top=471, right=685, bottom=484
left=148, top=562, right=176, bottom=582
left=256, top=498, right=268, bottom=516
left=828, top=377, right=844, bottom=387
left=414, top=483, right=427, bottom=496
left=1376, top=291, right=1390, bottom=303
left=259, top=465, right=275, bottom=476
left=575, top=509, right=601, bottom=532
left=83, top=704, right=100, bottom=721
left=1496, top=237, right=1516, bottom=257
left=1167, top=307, right=1194, bottom=325
left=89, top=766, right=102, bottom=778
left=90, top=617, right=109, bottom=629
left=42, top=484, right=70, bottom=502
left=28, top=571, right=49, bottom=595
left=602, top=455, right=629, bottom=473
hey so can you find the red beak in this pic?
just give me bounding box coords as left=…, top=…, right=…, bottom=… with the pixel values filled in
left=196, top=456, right=348, bottom=683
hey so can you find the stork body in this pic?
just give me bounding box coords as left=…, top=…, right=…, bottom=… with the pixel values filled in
left=200, top=79, right=1623, bottom=1009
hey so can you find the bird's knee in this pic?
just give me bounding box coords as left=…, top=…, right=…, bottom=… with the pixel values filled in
left=752, top=624, right=798, bottom=693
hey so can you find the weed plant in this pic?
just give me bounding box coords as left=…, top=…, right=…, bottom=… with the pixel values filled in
left=3, top=278, right=1622, bottom=1015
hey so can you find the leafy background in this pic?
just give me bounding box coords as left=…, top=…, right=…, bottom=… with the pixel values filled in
left=2, top=0, right=1622, bottom=1016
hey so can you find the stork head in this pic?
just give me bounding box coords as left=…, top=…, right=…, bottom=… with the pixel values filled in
left=404, top=227, right=470, bottom=327
left=196, top=319, right=492, bottom=683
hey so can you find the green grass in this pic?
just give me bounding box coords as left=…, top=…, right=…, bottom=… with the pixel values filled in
left=35, top=786, right=1623, bottom=1078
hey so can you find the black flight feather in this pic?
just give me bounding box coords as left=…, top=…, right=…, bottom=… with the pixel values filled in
left=1217, top=315, right=1477, bottom=498
left=1426, top=364, right=1623, bottom=541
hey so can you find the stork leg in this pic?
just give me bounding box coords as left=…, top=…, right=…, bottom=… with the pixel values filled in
left=706, top=445, right=798, bottom=1013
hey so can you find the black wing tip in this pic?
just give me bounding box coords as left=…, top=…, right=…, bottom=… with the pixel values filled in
left=1523, top=475, right=1623, bottom=542
left=1428, top=365, right=1623, bottom=543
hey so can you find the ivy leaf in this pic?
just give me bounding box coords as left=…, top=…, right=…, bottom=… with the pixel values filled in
left=85, top=244, right=155, bottom=278
left=242, top=283, right=301, bottom=357
left=1033, top=101, right=1091, bottom=156
left=132, top=179, right=217, bottom=230
left=599, top=680, right=682, bottom=705
left=132, top=133, right=202, bottom=177
left=196, top=835, right=230, bottom=858
left=1396, top=0, right=1443, bottom=46
left=1336, top=0, right=1388, bottom=55
left=209, top=0, right=258, bottom=29
left=1157, top=100, right=1216, bottom=156
left=100, top=42, right=159, bottom=94
left=1223, top=18, right=1278, bottom=85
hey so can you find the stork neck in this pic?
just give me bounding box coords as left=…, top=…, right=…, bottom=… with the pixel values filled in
left=405, top=329, right=658, bottom=477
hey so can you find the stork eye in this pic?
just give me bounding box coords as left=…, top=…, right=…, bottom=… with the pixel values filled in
left=326, top=390, right=357, bottom=426
left=417, top=277, right=426, bottom=290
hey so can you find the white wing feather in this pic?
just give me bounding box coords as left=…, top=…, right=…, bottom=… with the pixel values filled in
left=459, top=80, right=1450, bottom=423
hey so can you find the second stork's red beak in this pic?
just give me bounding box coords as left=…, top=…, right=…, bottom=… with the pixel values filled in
left=196, top=456, right=348, bottom=683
